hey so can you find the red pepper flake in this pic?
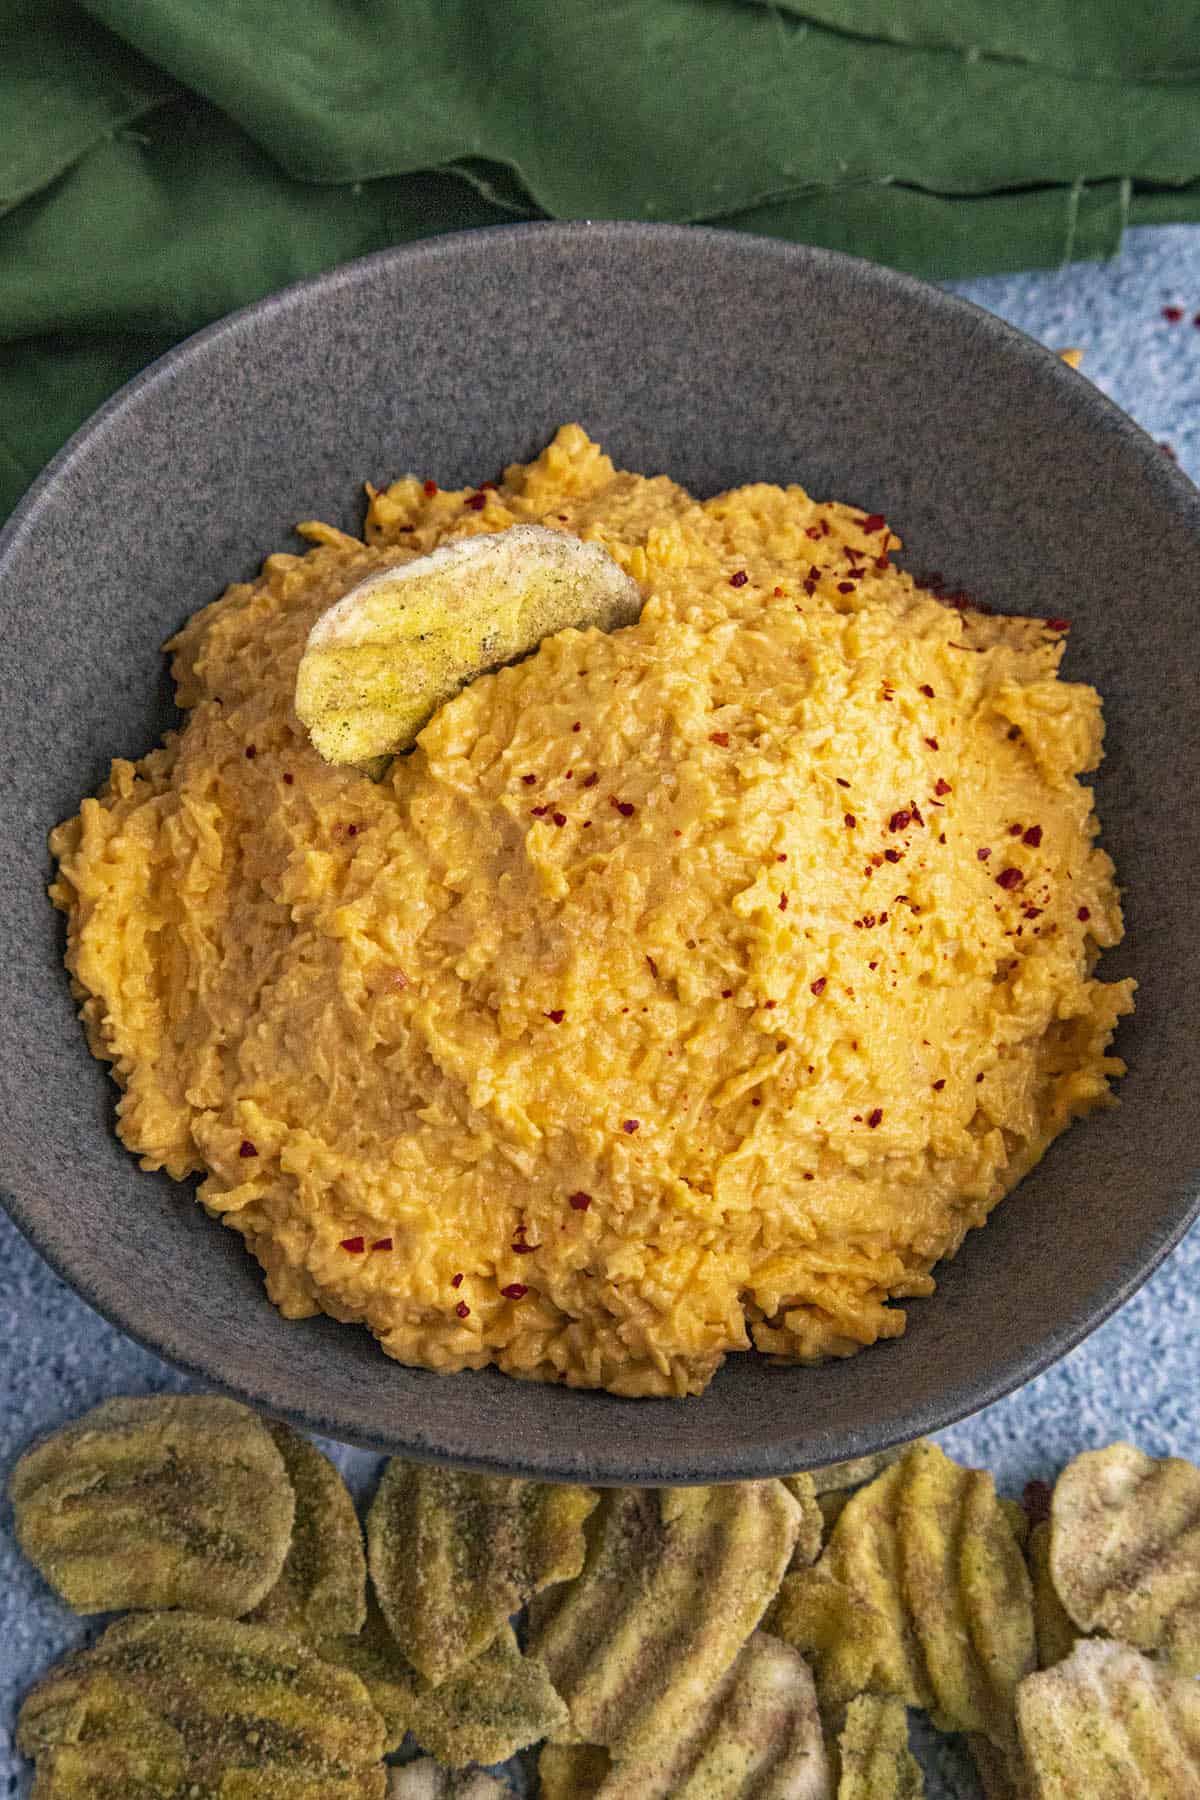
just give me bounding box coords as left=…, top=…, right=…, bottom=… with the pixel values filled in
left=779, top=893, right=789, bottom=912
left=283, top=772, right=294, bottom=786
left=862, top=512, right=886, bottom=533
left=879, top=910, right=889, bottom=924
left=450, top=1272, right=464, bottom=1288
left=932, top=1078, right=946, bottom=1091
left=837, top=581, right=856, bottom=594
left=552, top=812, right=567, bottom=828
left=245, top=744, right=257, bottom=759
left=521, top=773, right=537, bottom=785
left=774, top=586, right=784, bottom=597
left=868, top=960, right=877, bottom=970
left=876, top=554, right=890, bottom=571
left=867, top=1108, right=883, bottom=1129
left=531, top=805, right=548, bottom=817
left=889, top=810, right=911, bottom=833
left=820, top=519, right=831, bottom=536
left=925, top=737, right=939, bottom=751
left=751, top=1096, right=761, bottom=1106
left=455, top=1301, right=471, bottom=1318
left=884, top=848, right=901, bottom=864
left=347, top=824, right=359, bottom=837
left=996, top=866, right=1024, bottom=890
left=610, top=797, right=635, bottom=817
left=836, top=777, right=850, bottom=789
left=569, top=1191, right=592, bottom=1211
left=729, top=570, right=749, bottom=588
left=939, top=832, right=946, bottom=844
left=1024, top=905, right=1043, bottom=919
left=511, top=1238, right=538, bottom=1254
left=910, top=803, right=924, bottom=827
left=710, top=730, right=730, bottom=746
left=1023, top=824, right=1043, bottom=847
left=1023, top=1478, right=1053, bottom=1526
left=466, top=492, right=487, bottom=510
left=645, top=956, right=659, bottom=981
left=805, top=525, right=821, bottom=540
left=764, top=999, right=778, bottom=1010
left=1009, top=823, right=1024, bottom=836
left=238, top=1140, right=257, bottom=1158
left=934, top=778, right=952, bottom=796
left=777, top=853, right=788, bottom=863
left=371, top=1237, right=393, bottom=1252
left=844, top=813, right=856, bottom=829
left=1163, top=305, right=1185, bottom=323
left=582, top=771, right=598, bottom=789
left=340, top=1236, right=365, bottom=1254
left=481, top=479, right=498, bottom=490
left=398, top=523, right=415, bottom=532
left=721, top=988, right=733, bottom=998
left=544, top=1009, right=565, bottom=1024
left=977, top=847, right=991, bottom=861
left=423, top=479, right=439, bottom=497
left=572, top=721, right=582, bottom=732
left=622, top=1119, right=640, bottom=1133
left=1077, top=905, right=1091, bottom=922
left=1045, top=618, right=1071, bottom=633
left=811, top=977, right=827, bottom=996
left=500, top=1283, right=528, bottom=1300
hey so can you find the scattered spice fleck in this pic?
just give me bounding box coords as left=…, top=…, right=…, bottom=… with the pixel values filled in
left=764, top=999, right=777, bottom=1010
left=837, top=581, right=856, bottom=594
left=811, top=977, right=827, bottom=996
left=934, top=778, right=952, bottom=796
left=511, top=1237, right=538, bottom=1254
left=751, top=1096, right=761, bottom=1106
left=544, top=1009, right=565, bottom=1024
left=805, top=525, right=821, bottom=540
left=455, top=1301, right=471, bottom=1318
left=450, top=1273, right=464, bottom=1287
left=572, top=721, right=581, bottom=732
left=481, top=479, right=498, bottom=490
left=531, top=805, right=548, bottom=817
left=836, top=777, right=850, bottom=788
left=884, top=848, right=901, bottom=864
left=1045, top=618, right=1071, bottom=633
left=721, top=988, right=733, bottom=998
left=282, top=772, right=294, bottom=786
left=777, top=852, right=788, bottom=863
left=521, top=773, right=537, bottom=785
left=889, top=809, right=911, bottom=832
left=245, top=745, right=257, bottom=760
left=371, top=1237, right=393, bottom=1252
left=552, top=812, right=567, bottom=828
left=779, top=892, right=789, bottom=912
left=500, top=1283, right=528, bottom=1300
left=1163, top=305, right=1184, bottom=323
left=622, top=1119, right=640, bottom=1134
left=569, top=1191, right=592, bottom=1211
left=340, top=1237, right=365, bottom=1254
left=1023, top=824, right=1043, bottom=847
left=976, top=1071, right=985, bottom=1082
left=466, top=492, right=486, bottom=510
left=925, top=737, right=939, bottom=751
left=862, top=512, right=886, bottom=532
left=729, top=570, right=749, bottom=587
left=423, top=479, right=438, bottom=497
left=610, top=797, right=635, bottom=817
left=1009, top=823, right=1024, bottom=837
left=932, top=1078, right=946, bottom=1091
left=996, top=866, right=1024, bottom=890
left=977, top=847, right=992, bottom=861
left=920, top=683, right=935, bottom=698
left=582, top=772, right=598, bottom=788
left=867, top=1108, right=883, bottom=1129
left=347, top=824, right=359, bottom=837
left=238, top=1140, right=257, bottom=1158
left=1078, top=905, right=1091, bottom=922
left=710, top=730, right=730, bottom=746
left=774, top=586, right=784, bottom=597
left=845, top=813, right=856, bottom=829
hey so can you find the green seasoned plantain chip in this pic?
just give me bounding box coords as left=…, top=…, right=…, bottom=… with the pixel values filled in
left=538, top=1743, right=612, bottom=1800
left=1049, top=1442, right=1200, bottom=1671
left=295, top=525, right=643, bottom=765
left=772, top=1443, right=1035, bottom=1750
left=406, top=1623, right=567, bottom=1768
left=1026, top=1522, right=1077, bottom=1671
left=782, top=1474, right=825, bottom=1570
left=527, top=1481, right=801, bottom=1761
left=837, top=1695, right=923, bottom=1800
left=366, top=1460, right=596, bottom=1686
left=808, top=1448, right=912, bottom=1497
left=249, top=1421, right=366, bottom=1638
left=319, top=1592, right=421, bottom=1755
left=387, top=1760, right=516, bottom=1798
left=17, top=1611, right=387, bottom=1797
left=9, top=1395, right=295, bottom=1617
left=1017, top=1639, right=1200, bottom=1800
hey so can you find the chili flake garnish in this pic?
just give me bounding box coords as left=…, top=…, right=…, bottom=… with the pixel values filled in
left=569, top=1192, right=592, bottom=1211
left=1045, top=618, right=1071, bottom=632
left=836, top=777, right=850, bottom=788
left=925, top=737, right=939, bottom=750
left=710, top=730, right=730, bottom=746
left=622, top=1118, right=640, bottom=1133
left=552, top=812, right=567, bottom=828
left=932, top=1079, right=946, bottom=1091
left=861, top=512, right=886, bottom=532
left=611, top=797, right=635, bottom=817
left=805, top=525, right=821, bottom=540
left=521, top=773, right=537, bottom=785
left=845, top=813, right=856, bottom=828
left=889, top=810, right=911, bottom=832
left=1077, top=905, right=1091, bottom=922
left=779, top=893, right=789, bottom=912
left=531, top=805, right=548, bottom=817
left=996, top=867, right=1024, bottom=890
left=245, top=745, right=257, bottom=759
left=777, top=852, right=788, bottom=862
left=501, top=1283, right=528, bottom=1300
left=544, top=1009, right=565, bottom=1024
left=466, top=492, right=487, bottom=510
left=511, top=1238, right=538, bottom=1254
left=920, top=684, right=935, bottom=698
left=811, top=977, right=827, bottom=996
left=371, top=1237, right=393, bottom=1252
left=283, top=772, right=294, bottom=785
left=1163, top=305, right=1184, bottom=323
left=934, top=778, right=952, bottom=796
left=572, top=721, right=581, bottom=732
left=721, top=988, right=733, bottom=998
left=1023, top=824, right=1043, bottom=847
left=456, top=1301, right=471, bottom=1318
left=423, top=479, right=438, bottom=497
left=340, top=1237, right=365, bottom=1254
left=837, top=581, right=856, bottom=594
left=582, top=772, right=598, bottom=788
left=238, top=1140, right=257, bottom=1158
left=729, top=570, right=748, bottom=587
left=884, top=848, right=901, bottom=864
left=977, top=847, right=991, bottom=860
left=774, top=586, right=784, bottom=597
left=867, top=1108, right=883, bottom=1129
left=1009, top=823, right=1024, bottom=836
left=481, top=479, right=498, bottom=490
left=450, top=1272, right=464, bottom=1287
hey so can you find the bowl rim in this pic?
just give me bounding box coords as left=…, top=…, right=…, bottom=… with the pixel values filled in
left=3, top=218, right=1199, bottom=1480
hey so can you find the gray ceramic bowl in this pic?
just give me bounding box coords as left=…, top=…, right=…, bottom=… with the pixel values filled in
left=1, top=223, right=1197, bottom=1483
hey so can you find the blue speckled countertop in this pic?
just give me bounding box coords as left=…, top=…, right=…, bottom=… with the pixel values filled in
left=3, top=224, right=1198, bottom=1798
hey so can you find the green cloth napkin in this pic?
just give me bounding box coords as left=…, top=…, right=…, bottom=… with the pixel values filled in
left=3, top=0, right=1199, bottom=521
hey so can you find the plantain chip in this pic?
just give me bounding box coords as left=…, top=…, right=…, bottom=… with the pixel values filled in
left=772, top=1444, right=1034, bottom=1748
left=1017, top=1638, right=1200, bottom=1799
left=387, top=1760, right=516, bottom=1799
left=407, top=1623, right=567, bottom=1768
left=1026, top=1521, right=1077, bottom=1671
left=249, top=1421, right=366, bottom=1638
left=527, top=1481, right=800, bottom=1761
left=366, top=1460, right=596, bottom=1686
left=1049, top=1442, right=1200, bottom=1671
left=9, top=1395, right=294, bottom=1618
left=16, top=1611, right=386, bottom=1797
left=808, top=1448, right=911, bottom=1497
left=319, top=1590, right=421, bottom=1755
left=783, top=1474, right=826, bottom=1570
left=295, top=525, right=642, bottom=764
left=538, top=1743, right=613, bottom=1800
left=836, top=1695, right=923, bottom=1799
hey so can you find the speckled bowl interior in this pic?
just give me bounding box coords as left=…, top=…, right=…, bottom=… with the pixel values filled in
left=1, top=223, right=1197, bottom=1483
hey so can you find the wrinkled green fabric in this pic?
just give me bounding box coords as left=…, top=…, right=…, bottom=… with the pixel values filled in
left=2, top=0, right=1200, bottom=522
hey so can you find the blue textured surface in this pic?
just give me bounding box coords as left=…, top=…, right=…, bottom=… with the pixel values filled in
left=2, top=224, right=1199, bottom=1797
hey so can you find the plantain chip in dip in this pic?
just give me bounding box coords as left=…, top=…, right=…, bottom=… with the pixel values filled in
left=48, top=425, right=1133, bottom=1398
